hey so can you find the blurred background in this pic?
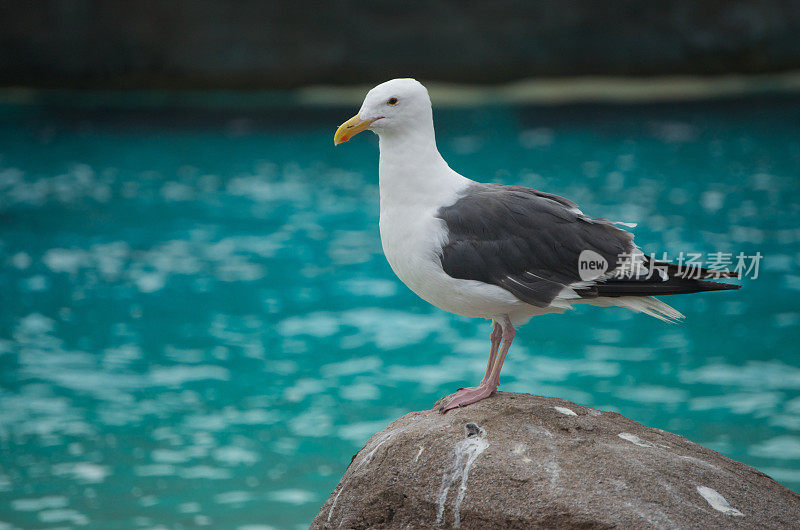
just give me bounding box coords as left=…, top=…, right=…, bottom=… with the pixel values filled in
left=1, top=1, right=800, bottom=529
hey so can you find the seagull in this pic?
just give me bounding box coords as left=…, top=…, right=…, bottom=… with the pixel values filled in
left=334, top=78, right=739, bottom=413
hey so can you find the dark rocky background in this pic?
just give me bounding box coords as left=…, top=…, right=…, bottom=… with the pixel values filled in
left=2, top=0, right=800, bottom=89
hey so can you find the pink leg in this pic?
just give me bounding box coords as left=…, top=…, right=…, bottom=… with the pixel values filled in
left=480, top=322, right=503, bottom=385
left=488, top=321, right=514, bottom=387
left=440, top=318, right=515, bottom=413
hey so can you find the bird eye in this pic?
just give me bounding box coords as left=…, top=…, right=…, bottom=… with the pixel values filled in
left=387, top=97, right=398, bottom=106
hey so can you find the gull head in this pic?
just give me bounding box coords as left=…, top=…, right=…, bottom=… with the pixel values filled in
left=334, top=78, right=433, bottom=145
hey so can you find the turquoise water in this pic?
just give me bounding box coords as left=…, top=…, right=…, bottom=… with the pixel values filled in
left=0, top=93, right=799, bottom=528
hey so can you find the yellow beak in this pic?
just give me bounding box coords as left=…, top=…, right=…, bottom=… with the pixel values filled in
left=334, top=114, right=374, bottom=146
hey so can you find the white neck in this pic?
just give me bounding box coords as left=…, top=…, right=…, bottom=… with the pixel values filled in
left=376, top=124, right=469, bottom=210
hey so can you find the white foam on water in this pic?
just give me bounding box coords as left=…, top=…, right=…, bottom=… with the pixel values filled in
left=152, top=448, right=190, bottom=464
left=10, top=252, right=31, bottom=269
left=12, top=496, right=67, bottom=511
left=339, top=382, right=380, bottom=402
left=134, top=464, right=176, bottom=477
left=750, top=435, right=800, bottom=459
left=177, top=502, right=201, bottom=514
left=135, top=272, right=166, bottom=293
left=212, top=446, right=259, bottom=465
left=51, top=462, right=109, bottom=483
left=42, top=248, right=87, bottom=275
left=337, top=419, right=391, bottom=444
left=214, top=490, right=254, bottom=504
left=149, top=365, right=230, bottom=386
left=266, top=489, right=316, bottom=505
left=38, top=508, right=89, bottom=525
left=288, top=409, right=333, bottom=438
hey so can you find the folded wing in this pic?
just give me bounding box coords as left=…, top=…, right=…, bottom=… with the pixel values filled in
left=436, top=183, right=739, bottom=308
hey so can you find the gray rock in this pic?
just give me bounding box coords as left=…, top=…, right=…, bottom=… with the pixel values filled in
left=312, top=392, right=800, bottom=529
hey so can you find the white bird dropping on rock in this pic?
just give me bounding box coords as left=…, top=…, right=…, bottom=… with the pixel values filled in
left=696, top=486, right=745, bottom=516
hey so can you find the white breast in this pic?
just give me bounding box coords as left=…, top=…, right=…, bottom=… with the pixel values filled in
left=379, top=199, right=527, bottom=321
left=374, top=132, right=537, bottom=322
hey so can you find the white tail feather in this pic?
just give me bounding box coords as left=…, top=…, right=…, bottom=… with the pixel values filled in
left=612, top=296, right=685, bottom=323
left=579, top=296, right=685, bottom=322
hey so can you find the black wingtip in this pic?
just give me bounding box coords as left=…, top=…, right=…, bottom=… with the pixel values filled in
left=586, top=277, right=742, bottom=297
left=699, top=279, right=742, bottom=291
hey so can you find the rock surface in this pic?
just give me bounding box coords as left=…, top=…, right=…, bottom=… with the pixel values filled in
left=312, top=392, right=800, bottom=529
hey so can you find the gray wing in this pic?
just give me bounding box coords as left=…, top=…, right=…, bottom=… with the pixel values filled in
left=435, top=183, right=635, bottom=307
